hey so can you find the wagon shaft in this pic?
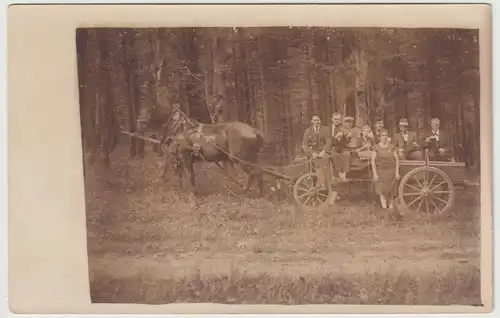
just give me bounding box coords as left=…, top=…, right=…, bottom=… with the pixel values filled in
left=121, top=131, right=162, bottom=145
left=258, top=166, right=297, bottom=182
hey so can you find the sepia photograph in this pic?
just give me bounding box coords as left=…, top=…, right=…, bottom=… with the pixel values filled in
left=76, top=25, right=485, bottom=306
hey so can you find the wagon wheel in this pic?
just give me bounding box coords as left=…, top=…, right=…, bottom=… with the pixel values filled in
left=293, top=172, right=331, bottom=210
left=398, top=166, right=455, bottom=216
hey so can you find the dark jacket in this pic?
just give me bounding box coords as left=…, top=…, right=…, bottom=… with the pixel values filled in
left=393, top=131, right=420, bottom=153
left=328, top=124, right=351, bottom=150
left=302, top=125, right=332, bottom=156
left=424, top=129, right=451, bottom=153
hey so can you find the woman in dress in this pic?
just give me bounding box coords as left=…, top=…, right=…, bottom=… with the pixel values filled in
left=371, top=129, right=400, bottom=209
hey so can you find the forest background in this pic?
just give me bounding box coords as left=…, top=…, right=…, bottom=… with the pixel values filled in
left=76, top=27, right=480, bottom=169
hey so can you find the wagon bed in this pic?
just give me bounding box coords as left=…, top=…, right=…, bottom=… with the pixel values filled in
left=290, top=152, right=479, bottom=216
left=291, top=157, right=477, bottom=183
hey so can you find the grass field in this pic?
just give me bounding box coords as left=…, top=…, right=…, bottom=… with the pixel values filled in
left=84, top=144, right=482, bottom=305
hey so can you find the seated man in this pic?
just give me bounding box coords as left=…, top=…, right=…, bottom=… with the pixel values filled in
left=343, top=116, right=362, bottom=149
left=302, top=115, right=331, bottom=189
left=393, top=118, right=423, bottom=160
left=329, top=113, right=351, bottom=181
left=423, top=117, right=452, bottom=161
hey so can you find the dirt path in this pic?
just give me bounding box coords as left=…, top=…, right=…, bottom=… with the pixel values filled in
left=89, top=237, right=479, bottom=280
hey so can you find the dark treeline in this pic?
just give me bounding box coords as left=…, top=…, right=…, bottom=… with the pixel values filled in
left=76, top=27, right=480, bottom=168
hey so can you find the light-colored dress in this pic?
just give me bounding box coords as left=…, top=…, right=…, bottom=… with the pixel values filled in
left=373, top=143, right=398, bottom=197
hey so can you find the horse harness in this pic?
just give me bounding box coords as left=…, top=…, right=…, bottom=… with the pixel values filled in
left=186, top=123, right=216, bottom=159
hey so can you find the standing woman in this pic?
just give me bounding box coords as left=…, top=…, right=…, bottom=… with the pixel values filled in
left=371, top=129, right=400, bottom=209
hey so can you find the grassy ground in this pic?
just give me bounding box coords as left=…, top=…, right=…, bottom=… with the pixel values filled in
left=84, top=144, right=482, bottom=305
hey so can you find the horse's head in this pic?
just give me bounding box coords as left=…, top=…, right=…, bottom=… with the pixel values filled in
left=159, top=133, right=180, bottom=163
left=140, top=104, right=185, bottom=132
left=162, top=135, right=177, bottom=149
left=159, top=107, right=201, bottom=143
left=160, top=132, right=196, bottom=173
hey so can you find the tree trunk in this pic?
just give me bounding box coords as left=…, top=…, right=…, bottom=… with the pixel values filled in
left=427, top=35, right=440, bottom=120
left=353, top=47, right=369, bottom=126
left=257, top=34, right=269, bottom=132
left=240, top=35, right=253, bottom=124
left=182, top=28, right=207, bottom=122
left=122, top=30, right=143, bottom=158
left=212, top=31, right=227, bottom=123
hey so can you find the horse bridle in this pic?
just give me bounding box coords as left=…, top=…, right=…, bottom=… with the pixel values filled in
left=160, top=105, right=206, bottom=151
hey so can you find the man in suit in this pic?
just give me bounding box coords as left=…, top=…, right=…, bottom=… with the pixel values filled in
left=328, top=112, right=350, bottom=181
left=424, top=117, right=452, bottom=161
left=393, top=118, right=424, bottom=160
left=302, top=115, right=331, bottom=189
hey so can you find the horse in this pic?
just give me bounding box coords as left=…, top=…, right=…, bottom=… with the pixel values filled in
left=154, top=107, right=266, bottom=197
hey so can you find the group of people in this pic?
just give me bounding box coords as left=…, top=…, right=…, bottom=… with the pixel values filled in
left=301, top=113, right=452, bottom=209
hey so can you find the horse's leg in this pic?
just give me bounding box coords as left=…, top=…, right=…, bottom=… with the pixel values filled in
left=238, top=164, right=252, bottom=192
left=161, top=160, right=169, bottom=181
left=161, top=155, right=174, bottom=182
left=241, top=165, right=264, bottom=198
left=247, top=165, right=264, bottom=197
left=255, top=169, right=264, bottom=197
left=260, top=171, right=265, bottom=197
left=174, top=162, right=184, bottom=187
left=225, top=132, right=264, bottom=197
left=186, top=157, right=197, bottom=195
left=253, top=170, right=265, bottom=198
left=220, top=160, right=232, bottom=176
left=226, top=160, right=236, bottom=175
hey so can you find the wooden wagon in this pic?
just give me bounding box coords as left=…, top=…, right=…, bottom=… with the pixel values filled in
left=289, top=149, right=479, bottom=216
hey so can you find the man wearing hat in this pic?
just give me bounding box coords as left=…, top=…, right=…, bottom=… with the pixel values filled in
left=393, top=118, right=423, bottom=160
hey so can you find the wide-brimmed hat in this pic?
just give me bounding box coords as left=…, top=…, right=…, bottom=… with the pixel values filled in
left=398, top=118, right=409, bottom=126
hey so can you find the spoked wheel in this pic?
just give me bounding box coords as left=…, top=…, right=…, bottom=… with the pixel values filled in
left=398, top=166, right=455, bottom=216
left=293, top=172, right=331, bottom=210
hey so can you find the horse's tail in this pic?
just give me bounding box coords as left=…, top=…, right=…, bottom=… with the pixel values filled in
left=253, top=128, right=266, bottom=149
left=254, top=128, right=265, bottom=143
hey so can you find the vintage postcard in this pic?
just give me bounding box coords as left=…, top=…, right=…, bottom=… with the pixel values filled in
left=7, top=3, right=493, bottom=314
